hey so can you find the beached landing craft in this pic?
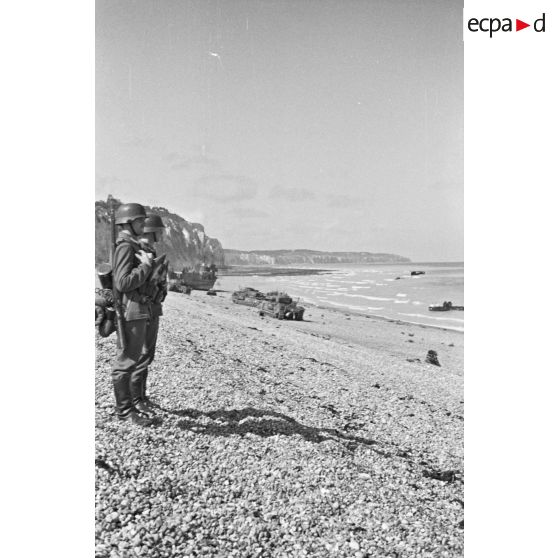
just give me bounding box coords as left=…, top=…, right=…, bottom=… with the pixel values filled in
left=169, top=264, right=217, bottom=292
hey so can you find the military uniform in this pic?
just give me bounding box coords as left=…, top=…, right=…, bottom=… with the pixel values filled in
left=134, top=240, right=167, bottom=404
left=111, top=230, right=153, bottom=419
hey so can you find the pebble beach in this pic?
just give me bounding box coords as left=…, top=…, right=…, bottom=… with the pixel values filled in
left=95, top=290, right=464, bottom=557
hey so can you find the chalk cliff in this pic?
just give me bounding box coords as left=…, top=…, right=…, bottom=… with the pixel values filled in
left=95, top=200, right=225, bottom=269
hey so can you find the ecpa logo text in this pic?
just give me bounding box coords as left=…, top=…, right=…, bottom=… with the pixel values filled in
left=468, top=13, right=545, bottom=38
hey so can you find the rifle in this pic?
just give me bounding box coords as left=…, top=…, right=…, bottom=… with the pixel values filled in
left=108, top=195, right=127, bottom=350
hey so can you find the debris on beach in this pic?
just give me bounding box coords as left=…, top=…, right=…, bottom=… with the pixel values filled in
left=426, top=350, right=441, bottom=366
left=422, top=469, right=461, bottom=483
left=231, top=287, right=266, bottom=307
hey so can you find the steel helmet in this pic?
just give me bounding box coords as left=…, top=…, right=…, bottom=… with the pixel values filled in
left=114, top=203, right=147, bottom=224
left=144, top=214, right=165, bottom=232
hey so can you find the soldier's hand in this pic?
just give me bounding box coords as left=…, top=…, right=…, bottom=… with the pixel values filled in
left=135, top=250, right=154, bottom=267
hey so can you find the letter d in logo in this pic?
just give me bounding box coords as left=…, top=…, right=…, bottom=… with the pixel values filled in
left=534, top=13, right=546, bottom=32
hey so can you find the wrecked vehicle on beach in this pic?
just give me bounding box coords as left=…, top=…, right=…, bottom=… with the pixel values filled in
left=232, top=288, right=305, bottom=320
left=258, top=291, right=305, bottom=321
left=231, top=287, right=267, bottom=307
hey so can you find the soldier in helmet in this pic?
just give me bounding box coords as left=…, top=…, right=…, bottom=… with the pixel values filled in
left=133, top=214, right=167, bottom=414
left=111, top=202, right=156, bottom=426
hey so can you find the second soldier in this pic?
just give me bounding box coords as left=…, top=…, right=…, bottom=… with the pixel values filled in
left=134, top=214, right=167, bottom=415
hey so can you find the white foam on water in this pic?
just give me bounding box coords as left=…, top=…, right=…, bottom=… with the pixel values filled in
left=396, top=293, right=407, bottom=297
left=326, top=300, right=367, bottom=311
left=394, top=300, right=410, bottom=304
left=337, top=293, right=393, bottom=302
left=398, top=312, right=464, bottom=324
left=397, top=318, right=464, bottom=332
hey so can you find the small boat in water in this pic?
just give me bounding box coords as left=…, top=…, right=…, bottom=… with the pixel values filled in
left=429, top=301, right=464, bottom=312
left=411, top=270, right=425, bottom=276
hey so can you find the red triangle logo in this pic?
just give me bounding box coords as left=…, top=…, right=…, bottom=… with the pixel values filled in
left=516, top=19, right=530, bottom=31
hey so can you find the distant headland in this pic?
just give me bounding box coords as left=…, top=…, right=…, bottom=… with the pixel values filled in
left=223, top=249, right=410, bottom=266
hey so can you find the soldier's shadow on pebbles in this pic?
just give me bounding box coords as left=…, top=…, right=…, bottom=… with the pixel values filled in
left=166, top=406, right=378, bottom=449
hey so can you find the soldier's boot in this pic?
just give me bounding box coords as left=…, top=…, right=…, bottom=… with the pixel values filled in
left=132, top=380, right=156, bottom=416
left=113, top=374, right=134, bottom=419
left=131, top=368, right=155, bottom=417
left=135, top=400, right=156, bottom=417
left=119, top=410, right=154, bottom=427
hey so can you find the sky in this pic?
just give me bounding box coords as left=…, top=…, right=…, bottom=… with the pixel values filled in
left=96, top=0, right=463, bottom=262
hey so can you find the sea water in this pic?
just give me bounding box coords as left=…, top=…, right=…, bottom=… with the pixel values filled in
left=215, top=262, right=464, bottom=331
